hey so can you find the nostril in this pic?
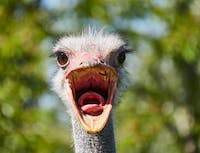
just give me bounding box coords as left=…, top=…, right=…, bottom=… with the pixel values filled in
left=79, top=62, right=83, bottom=65
left=100, top=60, right=105, bottom=64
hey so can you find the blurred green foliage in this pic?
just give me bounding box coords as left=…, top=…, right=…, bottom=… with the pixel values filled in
left=0, top=0, right=200, bottom=153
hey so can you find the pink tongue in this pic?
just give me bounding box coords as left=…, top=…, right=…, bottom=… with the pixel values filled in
left=78, top=92, right=105, bottom=116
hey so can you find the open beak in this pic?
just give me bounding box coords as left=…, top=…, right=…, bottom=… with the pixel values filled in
left=65, top=66, right=118, bottom=134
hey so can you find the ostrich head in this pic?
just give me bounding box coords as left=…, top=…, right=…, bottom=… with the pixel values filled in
left=52, top=28, right=129, bottom=134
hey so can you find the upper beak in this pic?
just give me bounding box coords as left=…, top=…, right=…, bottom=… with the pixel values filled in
left=65, top=66, right=118, bottom=133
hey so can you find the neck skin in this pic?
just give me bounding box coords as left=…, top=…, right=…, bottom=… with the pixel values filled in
left=71, top=115, right=116, bottom=153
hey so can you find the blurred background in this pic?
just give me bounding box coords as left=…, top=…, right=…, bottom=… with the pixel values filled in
left=0, top=0, right=200, bottom=153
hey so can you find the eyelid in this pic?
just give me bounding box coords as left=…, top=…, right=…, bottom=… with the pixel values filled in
left=50, top=50, right=69, bottom=58
left=56, top=50, right=68, bottom=56
left=119, top=44, right=132, bottom=53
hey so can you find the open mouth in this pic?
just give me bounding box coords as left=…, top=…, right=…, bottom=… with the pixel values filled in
left=66, top=66, right=118, bottom=133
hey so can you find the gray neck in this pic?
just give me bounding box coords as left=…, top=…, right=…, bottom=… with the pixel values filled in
left=71, top=115, right=116, bottom=153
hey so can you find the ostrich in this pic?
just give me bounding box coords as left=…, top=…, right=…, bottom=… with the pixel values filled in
left=51, top=28, right=129, bottom=153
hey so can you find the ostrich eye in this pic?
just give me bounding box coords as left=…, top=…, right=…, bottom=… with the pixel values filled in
left=56, top=52, right=69, bottom=66
left=117, top=51, right=126, bottom=64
